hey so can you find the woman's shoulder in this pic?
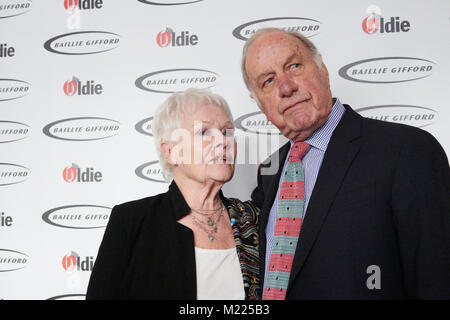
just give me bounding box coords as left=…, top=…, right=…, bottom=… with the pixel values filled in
left=224, top=197, right=259, bottom=213
left=224, top=197, right=260, bottom=300
left=223, top=197, right=259, bottom=224
left=115, top=192, right=164, bottom=211
left=111, top=191, right=169, bottom=224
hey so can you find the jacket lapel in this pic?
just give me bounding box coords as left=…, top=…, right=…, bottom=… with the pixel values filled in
left=287, top=105, right=363, bottom=291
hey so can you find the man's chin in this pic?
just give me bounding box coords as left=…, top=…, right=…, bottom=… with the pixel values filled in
left=283, top=117, right=317, bottom=140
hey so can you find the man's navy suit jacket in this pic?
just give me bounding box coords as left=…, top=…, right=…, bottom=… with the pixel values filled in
left=252, top=104, right=450, bottom=299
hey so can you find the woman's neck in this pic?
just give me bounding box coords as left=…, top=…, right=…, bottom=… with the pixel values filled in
left=173, top=175, right=224, bottom=211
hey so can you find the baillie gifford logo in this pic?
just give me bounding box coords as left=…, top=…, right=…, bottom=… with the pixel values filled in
left=0, top=249, right=29, bottom=272
left=135, top=160, right=167, bottom=183
left=43, top=31, right=121, bottom=55
left=362, top=5, right=410, bottom=34
left=0, top=163, right=30, bottom=186
left=135, top=116, right=153, bottom=136
left=233, top=17, right=321, bottom=41
left=0, top=0, right=32, bottom=19
left=135, top=68, right=218, bottom=93
left=43, top=117, right=120, bottom=141
left=355, top=104, right=438, bottom=128
left=235, top=111, right=281, bottom=135
left=156, top=27, right=199, bottom=47
left=42, top=204, right=111, bottom=229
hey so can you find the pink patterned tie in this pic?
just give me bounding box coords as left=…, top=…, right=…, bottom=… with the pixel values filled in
left=263, top=142, right=309, bottom=300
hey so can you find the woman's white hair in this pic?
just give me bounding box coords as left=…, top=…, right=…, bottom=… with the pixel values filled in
left=152, top=88, right=233, bottom=182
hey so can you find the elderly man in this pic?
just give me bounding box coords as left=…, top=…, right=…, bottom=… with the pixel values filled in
left=242, top=28, right=450, bottom=299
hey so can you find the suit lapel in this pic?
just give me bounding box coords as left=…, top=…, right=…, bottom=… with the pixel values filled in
left=287, top=106, right=363, bottom=291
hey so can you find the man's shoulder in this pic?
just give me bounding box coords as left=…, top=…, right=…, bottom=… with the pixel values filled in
left=343, top=103, right=432, bottom=143
left=360, top=116, right=439, bottom=148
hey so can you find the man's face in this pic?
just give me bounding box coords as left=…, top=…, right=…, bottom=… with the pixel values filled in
left=245, top=31, right=333, bottom=141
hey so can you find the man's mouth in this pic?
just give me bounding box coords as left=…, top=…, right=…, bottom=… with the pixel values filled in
left=282, top=98, right=311, bottom=113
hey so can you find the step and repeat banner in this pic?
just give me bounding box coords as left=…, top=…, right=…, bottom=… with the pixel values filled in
left=1, top=0, right=449, bottom=299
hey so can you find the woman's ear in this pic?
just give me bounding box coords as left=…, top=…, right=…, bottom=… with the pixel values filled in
left=161, top=141, right=176, bottom=166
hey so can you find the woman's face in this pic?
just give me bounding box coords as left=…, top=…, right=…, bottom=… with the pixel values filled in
left=169, top=103, right=236, bottom=184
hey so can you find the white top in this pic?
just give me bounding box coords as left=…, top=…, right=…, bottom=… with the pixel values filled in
left=194, top=247, right=245, bottom=300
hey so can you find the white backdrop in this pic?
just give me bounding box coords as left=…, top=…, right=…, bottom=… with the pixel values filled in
left=0, top=0, right=449, bottom=299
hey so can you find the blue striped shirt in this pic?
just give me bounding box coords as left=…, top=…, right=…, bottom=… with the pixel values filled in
left=264, top=98, right=346, bottom=288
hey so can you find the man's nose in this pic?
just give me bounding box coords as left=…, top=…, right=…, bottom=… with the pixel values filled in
left=278, top=74, right=298, bottom=98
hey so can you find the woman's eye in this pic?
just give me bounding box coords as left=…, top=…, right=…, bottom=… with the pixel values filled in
left=290, top=63, right=300, bottom=69
left=195, top=129, right=207, bottom=136
left=224, top=128, right=234, bottom=137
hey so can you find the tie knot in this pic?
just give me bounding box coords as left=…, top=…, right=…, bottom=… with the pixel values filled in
left=289, top=142, right=309, bottom=162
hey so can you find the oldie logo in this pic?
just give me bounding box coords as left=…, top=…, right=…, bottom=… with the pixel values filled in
left=0, top=78, right=31, bottom=102
left=42, top=117, right=120, bottom=141
left=0, top=43, right=15, bottom=57
left=235, top=111, right=280, bottom=135
left=355, top=105, right=438, bottom=128
left=62, top=251, right=94, bottom=271
left=0, top=249, right=28, bottom=272
left=338, top=57, right=435, bottom=84
left=63, top=76, right=103, bottom=96
left=135, top=116, right=153, bottom=136
left=156, top=27, right=198, bottom=47
left=135, top=68, right=218, bottom=93
left=232, top=17, right=321, bottom=41
left=0, top=0, right=32, bottom=19
left=0, top=120, right=30, bottom=143
left=64, top=0, right=103, bottom=11
left=42, top=204, right=111, bottom=229
left=362, top=5, right=410, bottom=35
left=43, top=31, right=121, bottom=55
left=1, top=212, right=13, bottom=227
left=135, top=161, right=166, bottom=183
left=0, top=163, right=30, bottom=186
left=137, top=0, right=204, bottom=5
left=62, top=163, right=103, bottom=183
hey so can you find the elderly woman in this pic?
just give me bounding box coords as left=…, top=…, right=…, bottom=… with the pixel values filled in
left=86, top=88, right=259, bottom=300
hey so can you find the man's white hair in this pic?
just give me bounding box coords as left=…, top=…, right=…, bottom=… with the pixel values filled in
left=241, top=28, right=323, bottom=93
left=152, top=88, right=233, bottom=182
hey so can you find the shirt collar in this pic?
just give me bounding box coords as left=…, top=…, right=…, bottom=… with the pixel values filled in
left=290, top=98, right=346, bottom=152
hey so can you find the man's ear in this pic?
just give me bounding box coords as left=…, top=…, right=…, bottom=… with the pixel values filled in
left=320, top=58, right=329, bottom=79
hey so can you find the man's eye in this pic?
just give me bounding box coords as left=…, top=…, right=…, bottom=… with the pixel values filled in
left=290, top=63, right=300, bottom=69
left=263, top=77, right=273, bottom=87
